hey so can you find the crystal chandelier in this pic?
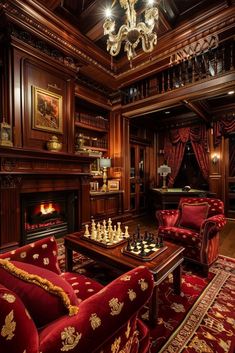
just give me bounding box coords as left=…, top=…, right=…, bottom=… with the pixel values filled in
left=103, top=0, right=159, bottom=64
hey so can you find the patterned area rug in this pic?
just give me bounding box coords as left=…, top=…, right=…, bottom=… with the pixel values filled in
left=57, top=243, right=235, bottom=353
left=148, top=256, right=235, bottom=353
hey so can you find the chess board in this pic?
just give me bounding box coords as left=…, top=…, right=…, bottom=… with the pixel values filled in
left=80, top=234, right=128, bottom=248
left=122, top=239, right=167, bottom=261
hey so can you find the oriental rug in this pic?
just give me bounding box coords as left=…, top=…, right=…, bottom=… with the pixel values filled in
left=58, top=244, right=235, bottom=353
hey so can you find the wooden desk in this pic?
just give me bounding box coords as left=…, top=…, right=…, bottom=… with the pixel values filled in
left=150, top=188, right=216, bottom=210
left=64, top=233, right=184, bottom=326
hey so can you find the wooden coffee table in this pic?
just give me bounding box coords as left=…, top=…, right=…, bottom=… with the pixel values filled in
left=64, top=233, right=184, bottom=326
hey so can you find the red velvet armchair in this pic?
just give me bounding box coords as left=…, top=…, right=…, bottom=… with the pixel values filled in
left=156, top=197, right=226, bottom=276
left=0, top=236, right=154, bottom=353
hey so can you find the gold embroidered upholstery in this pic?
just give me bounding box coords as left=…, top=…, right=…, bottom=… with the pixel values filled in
left=111, top=337, right=121, bottom=353
left=120, top=275, right=131, bottom=281
left=128, top=289, right=136, bottom=301
left=61, top=326, right=81, bottom=351
left=125, top=321, right=131, bottom=339
left=1, top=310, right=16, bottom=340
left=0, top=259, right=78, bottom=316
left=2, top=293, right=16, bottom=303
left=89, top=313, right=101, bottom=330
left=109, top=298, right=124, bottom=316
left=138, top=279, right=148, bottom=291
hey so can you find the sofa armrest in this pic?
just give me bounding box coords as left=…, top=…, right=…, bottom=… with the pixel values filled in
left=0, top=284, right=39, bottom=353
left=0, top=236, right=61, bottom=274
left=200, top=214, right=227, bottom=239
left=156, top=209, right=180, bottom=227
left=39, top=266, right=153, bottom=353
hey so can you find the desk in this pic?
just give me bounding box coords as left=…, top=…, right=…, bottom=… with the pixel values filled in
left=150, top=188, right=216, bottom=210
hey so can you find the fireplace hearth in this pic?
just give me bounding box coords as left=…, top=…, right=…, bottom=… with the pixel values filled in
left=21, top=191, right=78, bottom=243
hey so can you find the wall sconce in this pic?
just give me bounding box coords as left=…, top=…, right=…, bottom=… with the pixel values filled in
left=100, top=157, right=111, bottom=192
left=212, top=153, right=219, bottom=164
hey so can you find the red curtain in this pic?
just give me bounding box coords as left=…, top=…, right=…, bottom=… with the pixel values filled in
left=213, top=117, right=235, bottom=146
left=164, top=125, right=209, bottom=187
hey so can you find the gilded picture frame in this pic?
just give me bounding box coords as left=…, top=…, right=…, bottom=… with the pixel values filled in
left=108, top=179, right=120, bottom=191
left=32, top=86, right=63, bottom=133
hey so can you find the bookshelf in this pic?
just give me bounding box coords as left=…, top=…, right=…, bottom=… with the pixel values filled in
left=74, top=100, right=109, bottom=154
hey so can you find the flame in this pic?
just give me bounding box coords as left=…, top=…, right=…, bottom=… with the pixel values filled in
left=40, top=203, right=55, bottom=215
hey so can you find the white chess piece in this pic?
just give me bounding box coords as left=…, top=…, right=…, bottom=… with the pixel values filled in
left=117, top=222, right=122, bottom=240
left=91, top=219, right=96, bottom=239
left=84, top=224, right=89, bottom=237
left=124, top=226, right=129, bottom=238
left=96, top=222, right=101, bottom=241
left=113, top=225, right=118, bottom=242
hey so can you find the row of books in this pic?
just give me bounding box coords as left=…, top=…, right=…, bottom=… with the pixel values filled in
left=75, top=112, right=109, bottom=129
left=83, top=137, right=108, bottom=149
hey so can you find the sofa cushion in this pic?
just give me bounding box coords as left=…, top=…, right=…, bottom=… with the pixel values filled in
left=0, top=236, right=61, bottom=274
left=0, top=260, right=80, bottom=328
left=61, top=272, right=104, bottom=300
left=179, top=202, right=209, bottom=230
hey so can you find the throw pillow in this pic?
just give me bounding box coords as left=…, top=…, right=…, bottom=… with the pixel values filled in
left=179, top=202, right=209, bottom=230
left=0, top=260, right=80, bottom=328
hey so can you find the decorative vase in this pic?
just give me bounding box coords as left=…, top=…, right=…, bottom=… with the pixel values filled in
left=46, top=135, right=62, bottom=152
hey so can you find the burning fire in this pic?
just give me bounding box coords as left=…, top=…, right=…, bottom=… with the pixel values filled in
left=40, top=203, right=55, bottom=215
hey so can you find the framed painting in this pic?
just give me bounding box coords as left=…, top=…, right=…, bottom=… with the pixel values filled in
left=108, top=179, right=120, bottom=191
left=32, top=86, right=63, bottom=133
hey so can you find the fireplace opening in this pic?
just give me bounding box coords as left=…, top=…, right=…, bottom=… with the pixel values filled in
left=21, top=191, right=78, bottom=244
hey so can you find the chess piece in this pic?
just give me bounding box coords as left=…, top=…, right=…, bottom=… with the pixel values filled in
left=127, top=239, right=131, bottom=251
left=124, top=226, right=129, bottom=238
left=113, top=225, right=118, bottom=242
left=140, top=241, right=147, bottom=256
left=91, top=219, right=96, bottom=239
left=96, top=222, right=101, bottom=241
left=84, top=224, right=89, bottom=237
left=117, top=222, right=121, bottom=238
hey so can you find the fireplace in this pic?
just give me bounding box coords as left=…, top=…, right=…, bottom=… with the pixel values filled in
left=21, top=191, right=78, bottom=243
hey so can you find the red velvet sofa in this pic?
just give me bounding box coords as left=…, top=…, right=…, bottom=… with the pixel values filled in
left=0, top=236, right=154, bottom=353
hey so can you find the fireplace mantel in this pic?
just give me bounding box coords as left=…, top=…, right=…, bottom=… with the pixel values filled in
left=0, top=147, right=95, bottom=251
left=0, top=147, right=96, bottom=175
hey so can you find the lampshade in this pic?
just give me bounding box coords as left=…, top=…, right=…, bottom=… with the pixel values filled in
left=100, top=158, right=111, bottom=168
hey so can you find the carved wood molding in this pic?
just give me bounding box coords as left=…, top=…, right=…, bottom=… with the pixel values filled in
left=1, top=1, right=115, bottom=77
left=170, top=35, right=219, bottom=65
left=0, top=175, right=22, bottom=189
left=0, top=147, right=96, bottom=175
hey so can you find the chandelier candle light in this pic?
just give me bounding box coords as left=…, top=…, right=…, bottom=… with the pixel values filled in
left=103, top=0, right=159, bottom=66
left=100, top=157, right=111, bottom=192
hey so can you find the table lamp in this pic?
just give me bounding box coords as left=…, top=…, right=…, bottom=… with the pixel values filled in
left=158, top=163, right=171, bottom=191
left=100, top=157, right=111, bottom=192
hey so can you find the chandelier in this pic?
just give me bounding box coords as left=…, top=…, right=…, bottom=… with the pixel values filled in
left=103, top=0, right=159, bottom=64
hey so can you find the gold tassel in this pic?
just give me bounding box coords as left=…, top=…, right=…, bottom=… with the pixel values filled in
left=0, top=259, right=79, bottom=316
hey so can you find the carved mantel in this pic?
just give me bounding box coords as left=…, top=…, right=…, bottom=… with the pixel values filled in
left=0, top=147, right=96, bottom=175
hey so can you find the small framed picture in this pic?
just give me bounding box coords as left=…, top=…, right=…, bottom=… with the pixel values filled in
left=0, top=122, right=13, bottom=147
left=108, top=179, right=119, bottom=191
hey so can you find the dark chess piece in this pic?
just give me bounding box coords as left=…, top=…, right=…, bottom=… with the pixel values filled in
left=140, top=241, right=147, bottom=256
left=127, top=239, right=131, bottom=251
left=133, top=238, right=138, bottom=252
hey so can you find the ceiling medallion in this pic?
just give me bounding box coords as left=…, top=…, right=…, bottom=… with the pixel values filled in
left=103, top=0, right=159, bottom=67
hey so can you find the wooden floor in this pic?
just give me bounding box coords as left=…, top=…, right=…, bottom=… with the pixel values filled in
left=124, top=215, right=235, bottom=259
